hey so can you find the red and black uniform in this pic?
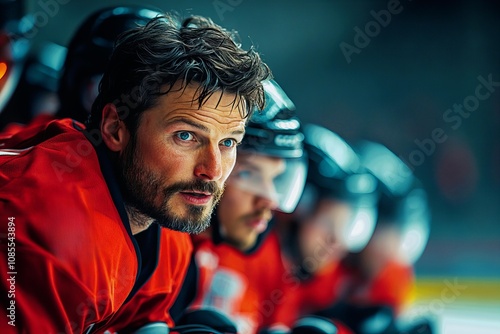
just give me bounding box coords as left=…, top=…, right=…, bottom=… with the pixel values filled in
left=0, top=119, right=191, bottom=333
left=104, top=230, right=192, bottom=333
left=191, top=228, right=294, bottom=334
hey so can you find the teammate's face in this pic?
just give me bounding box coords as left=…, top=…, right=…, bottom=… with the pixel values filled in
left=361, top=224, right=402, bottom=267
left=298, top=199, right=352, bottom=273
left=217, top=153, right=285, bottom=251
left=119, top=83, right=246, bottom=234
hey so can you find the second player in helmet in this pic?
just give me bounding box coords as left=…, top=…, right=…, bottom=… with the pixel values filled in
left=215, top=79, right=307, bottom=251
left=188, top=79, right=308, bottom=334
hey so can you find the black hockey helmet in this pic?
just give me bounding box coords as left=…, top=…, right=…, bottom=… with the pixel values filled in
left=57, top=5, right=163, bottom=121
left=239, top=79, right=304, bottom=158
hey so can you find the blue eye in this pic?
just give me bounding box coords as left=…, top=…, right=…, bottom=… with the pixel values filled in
left=177, top=131, right=193, bottom=141
left=236, top=170, right=253, bottom=180
left=221, top=139, right=236, bottom=148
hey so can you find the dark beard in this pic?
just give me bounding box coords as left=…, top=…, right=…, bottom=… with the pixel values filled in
left=116, top=134, right=223, bottom=234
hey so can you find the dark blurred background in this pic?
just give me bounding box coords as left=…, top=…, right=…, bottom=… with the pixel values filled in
left=3, top=0, right=500, bottom=279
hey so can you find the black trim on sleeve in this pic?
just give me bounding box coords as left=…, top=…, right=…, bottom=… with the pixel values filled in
left=170, top=254, right=198, bottom=323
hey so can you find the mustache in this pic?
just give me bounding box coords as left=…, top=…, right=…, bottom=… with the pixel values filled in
left=164, top=179, right=223, bottom=198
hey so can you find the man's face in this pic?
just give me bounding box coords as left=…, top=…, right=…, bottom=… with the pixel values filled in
left=217, top=152, right=285, bottom=251
left=119, top=83, right=246, bottom=233
left=298, top=199, right=353, bottom=272
left=362, top=224, right=402, bottom=266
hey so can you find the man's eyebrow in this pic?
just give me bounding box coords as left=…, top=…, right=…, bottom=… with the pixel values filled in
left=166, top=118, right=246, bottom=136
left=238, top=160, right=262, bottom=172
left=166, top=118, right=210, bottom=132
left=231, top=128, right=246, bottom=136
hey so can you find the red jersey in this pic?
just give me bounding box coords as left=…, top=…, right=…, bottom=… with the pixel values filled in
left=0, top=119, right=191, bottom=333
left=343, top=260, right=415, bottom=314
left=286, top=259, right=414, bottom=320
left=292, top=262, right=345, bottom=315
left=191, top=230, right=293, bottom=334
left=279, top=261, right=353, bottom=334
left=103, top=231, right=192, bottom=332
left=0, top=114, right=55, bottom=139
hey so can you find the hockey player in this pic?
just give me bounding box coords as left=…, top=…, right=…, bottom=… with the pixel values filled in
left=280, top=135, right=431, bottom=334
left=275, top=124, right=378, bottom=334
left=0, top=12, right=270, bottom=333
left=322, top=141, right=431, bottom=334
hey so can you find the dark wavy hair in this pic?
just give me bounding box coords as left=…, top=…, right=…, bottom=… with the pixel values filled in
left=87, top=13, right=272, bottom=133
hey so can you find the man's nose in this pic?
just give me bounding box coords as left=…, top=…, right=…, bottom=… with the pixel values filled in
left=194, top=144, right=223, bottom=181
left=254, top=184, right=279, bottom=210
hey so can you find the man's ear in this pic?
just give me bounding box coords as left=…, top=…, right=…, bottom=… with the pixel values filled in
left=100, top=103, right=130, bottom=152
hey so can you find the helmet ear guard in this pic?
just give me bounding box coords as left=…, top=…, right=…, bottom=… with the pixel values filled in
left=394, top=185, right=431, bottom=264
left=355, top=140, right=431, bottom=265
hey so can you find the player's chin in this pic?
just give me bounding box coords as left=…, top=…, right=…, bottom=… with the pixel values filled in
left=240, top=233, right=259, bottom=251
left=183, top=205, right=214, bottom=231
left=156, top=213, right=211, bottom=234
